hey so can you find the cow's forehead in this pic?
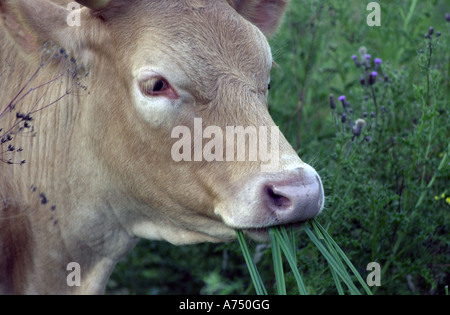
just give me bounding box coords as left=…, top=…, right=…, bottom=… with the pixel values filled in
left=126, top=0, right=272, bottom=101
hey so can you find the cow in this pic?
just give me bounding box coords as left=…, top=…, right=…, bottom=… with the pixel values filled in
left=0, top=0, right=324, bottom=294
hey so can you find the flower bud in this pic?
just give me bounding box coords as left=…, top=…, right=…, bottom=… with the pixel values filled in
left=352, top=55, right=360, bottom=67
left=369, top=71, right=378, bottom=85
left=329, top=94, right=336, bottom=110
left=360, top=77, right=366, bottom=86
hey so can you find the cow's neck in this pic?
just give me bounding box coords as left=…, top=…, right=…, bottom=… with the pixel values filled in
left=1, top=41, right=139, bottom=294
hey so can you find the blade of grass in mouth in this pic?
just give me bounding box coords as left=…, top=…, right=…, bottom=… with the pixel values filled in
left=236, top=219, right=372, bottom=295
left=309, top=220, right=373, bottom=295
left=270, top=227, right=308, bottom=295
left=269, top=228, right=286, bottom=295
left=236, top=230, right=267, bottom=295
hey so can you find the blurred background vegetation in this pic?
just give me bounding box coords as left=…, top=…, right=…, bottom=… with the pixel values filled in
left=108, top=0, right=449, bottom=295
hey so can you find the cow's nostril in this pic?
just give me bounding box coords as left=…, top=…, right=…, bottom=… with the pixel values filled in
left=260, top=168, right=323, bottom=225
left=265, top=185, right=292, bottom=210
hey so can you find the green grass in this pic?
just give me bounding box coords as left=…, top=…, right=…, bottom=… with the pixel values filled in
left=237, top=221, right=373, bottom=295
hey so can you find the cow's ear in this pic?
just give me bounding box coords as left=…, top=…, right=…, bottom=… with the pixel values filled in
left=228, top=0, right=290, bottom=37
left=0, top=0, right=98, bottom=63
left=1, top=0, right=71, bottom=53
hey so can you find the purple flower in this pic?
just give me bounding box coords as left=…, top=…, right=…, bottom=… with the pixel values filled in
left=351, top=55, right=358, bottom=61
left=369, top=71, right=378, bottom=85
left=365, top=54, right=372, bottom=60
left=374, top=58, right=382, bottom=70
left=446, top=13, right=450, bottom=22
left=339, top=95, right=349, bottom=109
left=341, top=113, right=347, bottom=123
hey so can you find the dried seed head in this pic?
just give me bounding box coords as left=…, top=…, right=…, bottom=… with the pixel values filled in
left=359, top=46, right=367, bottom=58
left=352, top=119, right=366, bottom=137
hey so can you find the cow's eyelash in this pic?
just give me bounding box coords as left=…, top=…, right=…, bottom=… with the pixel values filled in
left=140, top=77, right=169, bottom=96
left=139, top=76, right=179, bottom=100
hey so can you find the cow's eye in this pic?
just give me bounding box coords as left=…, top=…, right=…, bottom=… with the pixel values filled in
left=139, top=76, right=178, bottom=99
left=141, top=77, right=168, bottom=95
left=268, top=83, right=271, bottom=91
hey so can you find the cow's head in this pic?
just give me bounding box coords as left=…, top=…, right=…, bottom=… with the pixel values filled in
left=1, top=0, right=324, bottom=244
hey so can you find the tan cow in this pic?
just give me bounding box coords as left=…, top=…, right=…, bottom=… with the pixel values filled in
left=0, top=0, right=324, bottom=294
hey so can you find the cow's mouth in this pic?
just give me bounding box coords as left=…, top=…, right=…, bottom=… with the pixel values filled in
left=242, top=222, right=306, bottom=242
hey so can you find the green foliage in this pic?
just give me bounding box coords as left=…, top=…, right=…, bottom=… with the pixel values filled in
left=108, top=0, right=449, bottom=295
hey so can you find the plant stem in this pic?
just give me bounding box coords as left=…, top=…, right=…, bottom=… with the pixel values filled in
left=370, top=84, right=379, bottom=126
